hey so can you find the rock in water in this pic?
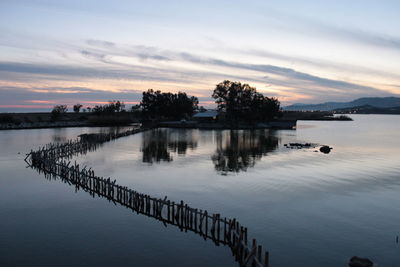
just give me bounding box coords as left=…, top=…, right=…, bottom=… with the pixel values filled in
left=319, top=145, right=332, bottom=154
left=349, top=256, right=374, bottom=267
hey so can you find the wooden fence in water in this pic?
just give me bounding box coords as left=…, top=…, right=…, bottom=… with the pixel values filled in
left=25, top=127, right=269, bottom=267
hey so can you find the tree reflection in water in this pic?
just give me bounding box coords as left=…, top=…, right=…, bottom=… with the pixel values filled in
left=212, top=130, right=279, bottom=175
left=141, top=129, right=198, bottom=163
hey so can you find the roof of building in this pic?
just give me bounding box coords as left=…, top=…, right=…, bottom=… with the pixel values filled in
left=192, top=110, right=218, bottom=118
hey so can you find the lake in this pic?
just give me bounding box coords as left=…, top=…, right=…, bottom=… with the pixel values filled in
left=1, top=115, right=399, bottom=267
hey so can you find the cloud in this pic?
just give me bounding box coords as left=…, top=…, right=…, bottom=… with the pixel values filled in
left=85, top=40, right=171, bottom=62
left=86, top=39, right=115, bottom=47
left=82, top=43, right=391, bottom=97
left=81, top=50, right=107, bottom=62
left=25, top=100, right=52, bottom=103
left=244, top=49, right=400, bottom=81
left=172, top=54, right=386, bottom=96
left=0, top=85, right=216, bottom=111
left=0, top=61, right=187, bottom=83
left=136, top=53, right=170, bottom=61
left=0, top=85, right=142, bottom=105
left=267, top=9, right=400, bottom=51
left=317, top=23, right=400, bottom=51
left=0, top=59, right=272, bottom=87
left=1, top=40, right=397, bottom=107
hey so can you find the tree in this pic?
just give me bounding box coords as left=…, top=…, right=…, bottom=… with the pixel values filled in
left=51, top=105, right=68, bottom=121
left=92, top=100, right=126, bottom=115
left=141, top=89, right=198, bottom=119
left=131, top=104, right=141, bottom=111
left=73, top=103, right=83, bottom=113
left=212, top=80, right=281, bottom=122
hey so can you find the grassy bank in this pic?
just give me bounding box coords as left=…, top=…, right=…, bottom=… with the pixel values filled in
left=0, top=112, right=141, bottom=130
left=281, top=111, right=352, bottom=121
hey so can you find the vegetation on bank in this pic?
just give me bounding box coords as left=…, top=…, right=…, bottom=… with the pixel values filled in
left=212, top=80, right=281, bottom=123
left=334, top=104, right=400, bottom=114
left=282, top=111, right=352, bottom=121
left=43, top=80, right=281, bottom=126
left=141, top=89, right=198, bottom=119
left=51, top=105, right=68, bottom=121
left=42, top=80, right=280, bottom=123
left=0, top=80, right=357, bottom=129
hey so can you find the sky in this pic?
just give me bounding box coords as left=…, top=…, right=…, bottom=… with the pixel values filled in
left=1, top=0, right=400, bottom=111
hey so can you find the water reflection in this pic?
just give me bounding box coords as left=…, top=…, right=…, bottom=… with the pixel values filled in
left=141, top=129, right=198, bottom=163
left=50, top=126, right=135, bottom=143
left=212, top=130, right=279, bottom=175
left=52, top=128, right=68, bottom=143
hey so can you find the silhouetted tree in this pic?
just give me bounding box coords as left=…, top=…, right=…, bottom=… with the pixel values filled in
left=51, top=105, right=68, bottom=121
left=92, top=100, right=126, bottom=115
left=131, top=104, right=141, bottom=111
left=212, top=80, right=281, bottom=123
left=141, top=89, right=198, bottom=119
left=73, top=103, right=83, bottom=113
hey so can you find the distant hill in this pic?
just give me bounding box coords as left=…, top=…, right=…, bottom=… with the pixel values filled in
left=333, top=105, right=400, bottom=114
left=284, top=97, right=400, bottom=111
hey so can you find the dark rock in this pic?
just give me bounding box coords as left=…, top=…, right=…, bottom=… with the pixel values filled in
left=289, top=142, right=312, bottom=147
left=285, top=143, right=317, bottom=149
left=349, top=256, right=374, bottom=267
left=319, top=145, right=332, bottom=154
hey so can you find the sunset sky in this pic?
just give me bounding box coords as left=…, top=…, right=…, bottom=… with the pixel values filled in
left=1, top=0, right=400, bottom=111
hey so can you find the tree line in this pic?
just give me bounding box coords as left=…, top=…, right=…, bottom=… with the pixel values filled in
left=212, top=80, right=281, bottom=122
left=141, top=89, right=199, bottom=119
left=51, top=80, right=281, bottom=122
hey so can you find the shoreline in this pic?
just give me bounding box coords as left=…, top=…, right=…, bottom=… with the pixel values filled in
left=0, top=117, right=352, bottom=131
left=0, top=112, right=140, bottom=130
left=158, top=120, right=297, bottom=130
left=0, top=111, right=353, bottom=131
left=0, top=121, right=141, bottom=130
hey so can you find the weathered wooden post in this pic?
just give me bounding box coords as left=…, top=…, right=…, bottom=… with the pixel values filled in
left=252, top=239, right=257, bottom=267
left=26, top=127, right=271, bottom=267
left=171, top=201, right=175, bottom=224
left=264, top=251, right=269, bottom=267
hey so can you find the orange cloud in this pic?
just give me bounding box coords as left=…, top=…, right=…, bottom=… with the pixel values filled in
left=81, top=100, right=140, bottom=105
left=25, top=100, right=53, bottom=103
left=0, top=104, right=53, bottom=109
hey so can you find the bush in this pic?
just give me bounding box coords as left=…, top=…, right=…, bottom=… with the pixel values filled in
left=24, top=116, right=32, bottom=123
left=51, top=105, right=68, bottom=121
left=92, top=100, right=126, bottom=115
left=73, top=103, right=83, bottom=113
left=337, top=115, right=353, bottom=121
left=0, top=114, right=14, bottom=124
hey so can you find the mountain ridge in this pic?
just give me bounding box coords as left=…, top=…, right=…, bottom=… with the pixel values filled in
left=284, top=97, right=400, bottom=111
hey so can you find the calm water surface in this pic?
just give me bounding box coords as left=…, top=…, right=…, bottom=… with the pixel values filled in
left=1, top=115, right=400, bottom=266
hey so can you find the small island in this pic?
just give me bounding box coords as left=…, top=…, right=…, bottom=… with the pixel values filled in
left=0, top=80, right=355, bottom=131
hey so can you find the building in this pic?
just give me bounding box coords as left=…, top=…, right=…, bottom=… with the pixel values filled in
left=192, top=110, right=219, bottom=122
